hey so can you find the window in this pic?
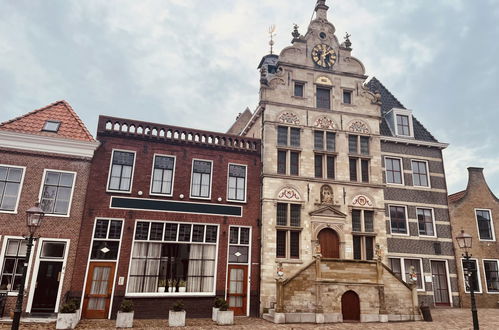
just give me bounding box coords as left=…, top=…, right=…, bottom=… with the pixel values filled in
left=349, top=158, right=369, bottom=183
left=108, top=150, right=135, bottom=192
left=227, top=164, right=247, bottom=202
left=276, top=203, right=301, bottom=259
left=40, top=170, right=75, bottom=216
left=91, top=219, right=123, bottom=260
left=314, top=131, right=336, bottom=179
left=0, top=165, right=24, bottom=212
left=277, top=150, right=299, bottom=176
left=462, top=259, right=482, bottom=293
left=348, top=135, right=369, bottom=155
left=228, top=227, right=250, bottom=264
left=0, top=238, right=27, bottom=292
left=191, top=160, right=212, bottom=198
left=316, top=87, right=331, bottom=109
left=277, top=126, right=300, bottom=147
left=390, top=205, right=408, bottom=234
left=42, top=120, right=61, bottom=132
left=385, top=157, right=403, bottom=184
left=343, top=90, right=352, bottom=104
left=483, top=260, right=499, bottom=293
left=128, top=221, right=218, bottom=294
left=151, top=155, right=175, bottom=195
left=476, top=209, right=494, bottom=241
left=417, top=208, right=435, bottom=236
left=396, top=114, right=410, bottom=136
left=352, top=209, right=375, bottom=260
left=294, top=82, right=304, bottom=97
left=411, top=160, right=429, bottom=187
left=389, top=257, right=424, bottom=290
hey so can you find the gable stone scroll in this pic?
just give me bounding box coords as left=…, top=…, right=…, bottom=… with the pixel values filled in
left=277, top=112, right=300, bottom=125
left=351, top=194, right=374, bottom=207
left=277, top=186, right=302, bottom=201
left=313, top=116, right=337, bottom=130
left=347, top=119, right=370, bottom=134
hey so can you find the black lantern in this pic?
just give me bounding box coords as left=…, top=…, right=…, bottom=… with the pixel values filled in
left=456, top=230, right=472, bottom=251
left=25, top=202, right=44, bottom=235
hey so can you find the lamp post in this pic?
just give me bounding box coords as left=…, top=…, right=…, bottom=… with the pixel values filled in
left=456, top=230, right=479, bottom=330
left=11, top=202, right=44, bottom=330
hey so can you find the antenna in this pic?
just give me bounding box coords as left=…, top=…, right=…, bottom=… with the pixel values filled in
left=268, top=25, right=276, bottom=54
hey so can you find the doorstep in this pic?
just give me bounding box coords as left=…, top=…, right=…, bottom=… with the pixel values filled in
left=0, top=317, right=56, bottom=323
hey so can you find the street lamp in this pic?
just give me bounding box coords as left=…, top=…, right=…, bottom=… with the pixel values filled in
left=456, top=229, right=479, bottom=330
left=11, top=202, right=44, bottom=330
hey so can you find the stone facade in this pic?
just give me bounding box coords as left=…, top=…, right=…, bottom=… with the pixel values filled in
left=449, top=167, right=499, bottom=308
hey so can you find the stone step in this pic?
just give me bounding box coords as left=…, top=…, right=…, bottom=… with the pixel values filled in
left=262, top=313, right=275, bottom=323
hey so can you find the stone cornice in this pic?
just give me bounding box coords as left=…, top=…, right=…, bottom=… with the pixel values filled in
left=381, top=136, right=448, bottom=149
left=278, top=61, right=369, bottom=80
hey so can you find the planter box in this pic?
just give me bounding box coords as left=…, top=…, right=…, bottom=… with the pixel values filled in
left=56, top=312, right=78, bottom=329
left=158, top=287, right=166, bottom=293
left=168, top=310, right=186, bottom=327
left=212, top=307, right=219, bottom=321
left=178, top=287, right=186, bottom=293
left=116, top=311, right=134, bottom=328
left=217, top=310, right=234, bottom=325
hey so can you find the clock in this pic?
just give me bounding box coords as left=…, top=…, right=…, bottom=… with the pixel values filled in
left=311, top=44, right=336, bottom=68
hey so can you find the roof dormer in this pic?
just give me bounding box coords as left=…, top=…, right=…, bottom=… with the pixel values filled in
left=385, top=108, right=414, bottom=138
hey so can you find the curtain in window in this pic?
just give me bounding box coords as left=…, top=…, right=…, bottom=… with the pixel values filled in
left=128, top=242, right=161, bottom=293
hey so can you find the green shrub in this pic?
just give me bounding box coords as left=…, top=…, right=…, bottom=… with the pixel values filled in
left=119, top=299, right=134, bottom=312
left=213, top=297, right=224, bottom=308
left=218, top=300, right=229, bottom=311
left=171, top=300, right=185, bottom=312
left=60, top=300, right=78, bottom=313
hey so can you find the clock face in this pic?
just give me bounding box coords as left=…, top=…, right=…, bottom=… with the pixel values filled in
left=311, top=44, right=336, bottom=68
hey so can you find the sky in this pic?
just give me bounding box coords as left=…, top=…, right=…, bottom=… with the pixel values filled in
left=1, top=0, right=498, bottom=195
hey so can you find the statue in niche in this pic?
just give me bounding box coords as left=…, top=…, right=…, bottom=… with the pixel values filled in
left=320, top=185, right=334, bottom=204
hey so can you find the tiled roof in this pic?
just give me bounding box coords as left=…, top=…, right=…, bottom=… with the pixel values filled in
left=366, top=77, right=438, bottom=143
left=0, top=100, right=95, bottom=142
left=448, top=190, right=466, bottom=203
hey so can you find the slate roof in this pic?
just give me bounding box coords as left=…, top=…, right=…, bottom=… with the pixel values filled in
left=366, top=77, right=438, bottom=143
left=0, top=100, right=95, bottom=142
left=448, top=190, right=466, bottom=203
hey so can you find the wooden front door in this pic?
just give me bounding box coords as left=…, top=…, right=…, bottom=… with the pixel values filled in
left=318, top=228, right=340, bottom=258
left=82, top=262, right=116, bottom=318
left=341, top=290, right=360, bottom=322
left=31, top=261, right=63, bottom=313
left=431, top=260, right=450, bottom=306
left=227, top=265, right=247, bottom=316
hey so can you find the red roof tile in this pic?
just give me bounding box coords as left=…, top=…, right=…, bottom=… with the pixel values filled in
left=0, top=100, right=95, bottom=142
left=448, top=190, right=466, bottom=203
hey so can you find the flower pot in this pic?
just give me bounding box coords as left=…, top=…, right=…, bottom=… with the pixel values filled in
left=116, top=311, right=134, bottom=328
left=56, top=312, right=78, bottom=329
left=158, top=287, right=165, bottom=293
left=217, top=310, right=234, bottom=325
left=178, top=286, right=186, bottom=293
left=212, top=307, right=219, bottom=321
left=168, top=310, right=186, bottom=327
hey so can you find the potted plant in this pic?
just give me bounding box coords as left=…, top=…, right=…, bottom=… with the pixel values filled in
left=158, top=279, right=167, bottom=293
left=216, top=299, right=234, bottom=325
left=168, top=279, right=177, bottom=292
left=178, top=280, right=187, bottom=293
left=168, top=300, right=186, bottom=327
left=56, top=299, right=79, bottom=329
left=116, top=299, right=134, bottom=328
left=212, top=297, right=224, bottom=321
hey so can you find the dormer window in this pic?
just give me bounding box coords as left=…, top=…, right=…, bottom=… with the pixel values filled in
left=42, top=120, right=61, bottom=132
left=396, top=114, right=410, bottom=136
left=386, top=108, right=414, bottom=138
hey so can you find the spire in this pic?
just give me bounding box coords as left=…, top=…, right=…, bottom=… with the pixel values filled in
left=315, top=0, right=329, bottom=20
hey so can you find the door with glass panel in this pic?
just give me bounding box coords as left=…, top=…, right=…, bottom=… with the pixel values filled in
left=83, top=262, right=115, bottom=318
left=431, top=260, right=450, bottom=306
left=227, top=265, right=247, bottom=315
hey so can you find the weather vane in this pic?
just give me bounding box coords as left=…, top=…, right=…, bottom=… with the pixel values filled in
left=268, top=25, right=276, bottom=54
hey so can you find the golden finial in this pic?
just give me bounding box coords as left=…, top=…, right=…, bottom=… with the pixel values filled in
left=268, top=25, right=276, bottom=54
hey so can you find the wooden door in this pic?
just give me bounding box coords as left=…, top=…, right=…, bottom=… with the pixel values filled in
left=82, top=262, right=116, bottom=318
left=227, top=265, right=247, bottom=316
left=31, top=261, right=63, bottom=313
left=341, top=290, right=360, bottom=322
left=431, top=261, right=450, bottom=306
left=318, top=228, right=340, bottom=258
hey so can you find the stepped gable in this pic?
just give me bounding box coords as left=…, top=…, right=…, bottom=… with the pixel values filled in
left=0, top=100, right=95, bottom=142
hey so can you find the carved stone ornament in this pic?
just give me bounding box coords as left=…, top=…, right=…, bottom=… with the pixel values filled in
left=277, top=187, right=301, bottom=201
left=351, top=194, right=373, bottom=207
left=277, top=112, right=300, bottom=125
left=347, top=120, right=370, bottom=134
left=320, top=185, right=334, bottom=204
left=269, top=77, right=285, bottom=89
left=314, top=116, right=336, bottom=130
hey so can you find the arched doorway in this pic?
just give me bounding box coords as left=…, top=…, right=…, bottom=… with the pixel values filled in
left=341, top=290, right=360, bottom=322
left=318, top=228, right=340, bottom=258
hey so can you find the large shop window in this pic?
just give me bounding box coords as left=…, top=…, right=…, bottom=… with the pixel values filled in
left=0, top=165, right=24, bottom=212
left=0, top=238, right=27, bottom=292
left=389, top=257, right=424, bottom=290
left=190, top=160, right=212, bottom=198
left=40, top=170, right=75, bottom=215
left=128, top=221, right=218, bottom=294
left=227, top=164, right=247, bottom=202
left=151, top=155, right=175, bottom=195
left=108, top=150, right=135, bottom=192
left=90, top=219, right=123, bottom=260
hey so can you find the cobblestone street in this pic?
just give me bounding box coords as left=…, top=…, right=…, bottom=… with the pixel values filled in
left=1, top=309, right=498, bottom=329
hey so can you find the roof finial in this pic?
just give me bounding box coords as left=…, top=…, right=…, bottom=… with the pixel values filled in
left=268, top=25, right=276, bottom=54
left=344, top=32, right=352, bottom=49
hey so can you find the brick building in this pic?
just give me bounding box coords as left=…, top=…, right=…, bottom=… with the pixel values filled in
left=70, top=116, right=261, bottom=319
left=0, top=101, right=99, bottom=316
left=366, top=78, right=460, bottom=307
left=449, top=167, right=499, bottom=308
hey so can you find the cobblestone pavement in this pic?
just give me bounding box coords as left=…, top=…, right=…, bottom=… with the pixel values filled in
left=1, top=308, right=498, bottom=329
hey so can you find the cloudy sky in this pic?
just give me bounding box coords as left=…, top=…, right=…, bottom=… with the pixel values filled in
left=1, top=0, right=498, bottom=195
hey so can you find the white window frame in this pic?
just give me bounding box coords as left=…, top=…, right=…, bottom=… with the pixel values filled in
left=189, top=158, right=213, bottom=200
left=392, top=108, right=414, bottom=138
left=106, top=149, right=136, bottom=194
left=384, top=157, right=404, bottom=186
left=411, top=159, right=431, bottom=188
left=475, top=208, right=496, bottom=241
left=149, top=154, right=176, bottom=197
left=461, top=257, right=483, bottom=294
left=226, top=163, right=247, bottom=203
left=482, top=259, right=499, bottom=294
left=37, top=169, right=77, bottom=218
left=388, top=204, right=409, bottom=236
left=0, top=164, right=26, bottom=214
left=388, top=257, right=425, bottom=291
left=416, top=207, right=437, bottom=238
left=0, top=235, right=37, bottom=296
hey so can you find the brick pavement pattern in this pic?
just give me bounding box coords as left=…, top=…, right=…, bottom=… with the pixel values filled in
left=1, top=309, right=499, bottom=329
